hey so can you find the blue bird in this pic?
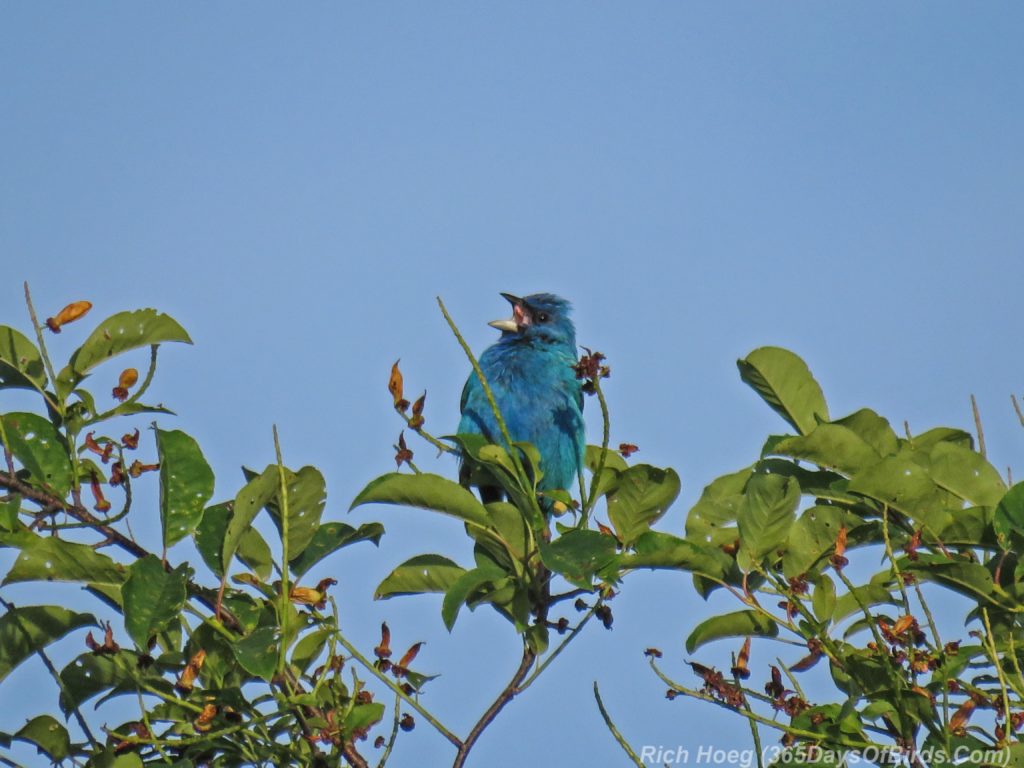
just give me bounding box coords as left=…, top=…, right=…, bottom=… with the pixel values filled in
left=458, top=293, right=585, bottom=503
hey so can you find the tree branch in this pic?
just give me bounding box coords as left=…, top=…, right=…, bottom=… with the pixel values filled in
left=0, top=468, right=242, bottom=633
left=452, top=645, right=536, bottom=768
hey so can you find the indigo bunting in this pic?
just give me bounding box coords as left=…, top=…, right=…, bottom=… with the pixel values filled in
left=458, top=293, right=585, bottom=501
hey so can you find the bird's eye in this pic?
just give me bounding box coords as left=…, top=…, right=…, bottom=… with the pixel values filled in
left=536, top=312, right=549, bottom=323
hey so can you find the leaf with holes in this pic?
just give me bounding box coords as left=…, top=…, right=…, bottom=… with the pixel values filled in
left=223, top=466, right=277, bottom=574
left=157, top=428, right=215, bottom=548
left=606, top=464, right=681, bottom=546
left=232, top=627, right=279, bottom=681
left=14, top=715, right=71, bottom=761
left=0, top=605, right=95, bottom=683
left=1, top=529, right=125, bottom=585
left=0, top=413, right=73, bottom=497
left=56, top=309, right=192, bottom=398
left=770, top=424, right=881, bottom=476
left=927, top=441, right=1006, bottom=507
left=686, top=466, right=751, bottom=547
left=375, top=554, right=466, bottom=599
left=195, top=502, right=231, bottom=577
left=264, top=466, right=326, bottom=558
left=994, top=483, right=1024, bottom=548
left=59, top=651, right=159, bottom=714
left=848, top=454, right=949, bottom=522
left=540, top=530, right=617, bottom=588
left=122, top=556, right=189, bottom=648
left=0, top=326, right=46, bottom=391
left=736, top=473, right=800, bottom=568
left=442, top=563, right=507, bottom=630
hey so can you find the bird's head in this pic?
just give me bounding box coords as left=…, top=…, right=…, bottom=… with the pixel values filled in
left=488, top=292, right=576, bottom=348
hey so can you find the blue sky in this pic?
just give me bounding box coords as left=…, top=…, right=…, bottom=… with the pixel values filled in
left=3, top=3, right=1024, bottom=766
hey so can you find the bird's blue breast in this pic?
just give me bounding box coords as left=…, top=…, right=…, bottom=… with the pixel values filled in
left=458, top=338, right=584, bottom=494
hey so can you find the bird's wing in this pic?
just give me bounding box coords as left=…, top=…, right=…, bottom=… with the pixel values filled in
left=459, top=371, right=477, bottom=415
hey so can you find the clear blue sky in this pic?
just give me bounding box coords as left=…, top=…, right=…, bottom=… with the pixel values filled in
left=2, top=3, right=1023, bottom=766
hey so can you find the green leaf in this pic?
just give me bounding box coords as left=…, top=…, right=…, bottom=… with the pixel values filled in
left=291, top=629, right=331, bottom=672
left=617, top=531, right=733, bottom=579
left=442, top=564, right=507, bottom=630
left=927, top=441, right=1006, bottom=507
left=736, top=474, right=800, bottom=566
left=195, top=502, right=231, bottom=577
left=770, top=424, right=880, bottom=476
left=0, top=605, right=95, bottom=683
left=0, top=326, right=47, bottom=391
left=911, top=427, right=973, bottom=451
left=539, top=530, right=617, bottom=588
left=606, top=465, right=681, bottom=545
left=122, top=556, right=189, bottom=648
left=831, top=408, right=899, bottom=457
left=156, top=428, right=215, bottom=548
left=737, top=347, right=828, bottom=435
left=351, top=472, right=490, bottom=528
left=685, top=610, right=778, bottom=654
left=782, top=505, right=863, bottom=579
left=994, top=483, right=1024, bottom=548
left=232, top=627, right=278, bottom=681
left=223, top=466, right=278, bottom=573
left=904, top=554, right=1007, bottom=607
left=526, top=623, right=549, bottom=655
left=289, top=521, right=384, bottom=578
left=60, top=308, right=191, bottom=387
left=686, top=466, right=751, bottom=546
left=345, top=702, right=385, bottom=736
left=273, top=466, right=326, bottom=558
left=2, top=529, right=125, bottom=585
left=848, top=453, right=949, bottom=523
left=375, top=554, right=466, bottom=599
left=584, top=445, right=628, bottom=498
left=237, top=527, right=273, bottom=580
left=14, top=715, right=71, bottom=761
left=59, top=651, right=157, bottom=714
left=812, top=574, right=837, bottom=622
left=0, top=496, right=18, bottom=532
left=467, top=502, right=530, bottom=571
left=0, top=413, right=73, bottom=497
left=834, top=583, right=898, bottom=623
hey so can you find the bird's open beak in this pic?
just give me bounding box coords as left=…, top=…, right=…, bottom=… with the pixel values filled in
left=488, top=293, right=530, bottom=333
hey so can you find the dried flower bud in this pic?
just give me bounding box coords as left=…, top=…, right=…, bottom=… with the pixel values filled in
left=45, top=301, right=92, bottom=333
left=112, top=368, right=138, bottom=401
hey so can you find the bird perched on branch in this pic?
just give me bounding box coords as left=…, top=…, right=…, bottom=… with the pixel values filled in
left=457, top=292, right=585, bottom=503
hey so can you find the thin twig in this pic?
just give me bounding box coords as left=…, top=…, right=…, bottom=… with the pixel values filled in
left=342, top=742, right=370, bottom=768
left=971, top=394, right=986, bottom=457
left=273, top=425, right=291, bottom=672
left=21, top=282, right=61, bottom=415
left=982, top=607, right=1012, bottom=744
left=333, top=633, right=461, bottom=748
left=87, top=345, right=160, bottom=425
left=593, top=682, right=645, bottom=767
left=519, top=607, right=596, bottom=691
left=648, top=660, right=887, bottom=751
left=0, top=597, right=99, bottom=749
left=436, top=296, right=540, bottom=522
left=582, top=376, right=611, bottom=520
left=375, top=691, right=403, bottom=768
left=0, top=468, right=242, bottom=633
left=1012, top=394, right=1024, bottom=428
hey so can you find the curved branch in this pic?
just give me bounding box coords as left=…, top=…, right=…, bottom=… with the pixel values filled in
left=452, top=645, right=536, bottom=768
